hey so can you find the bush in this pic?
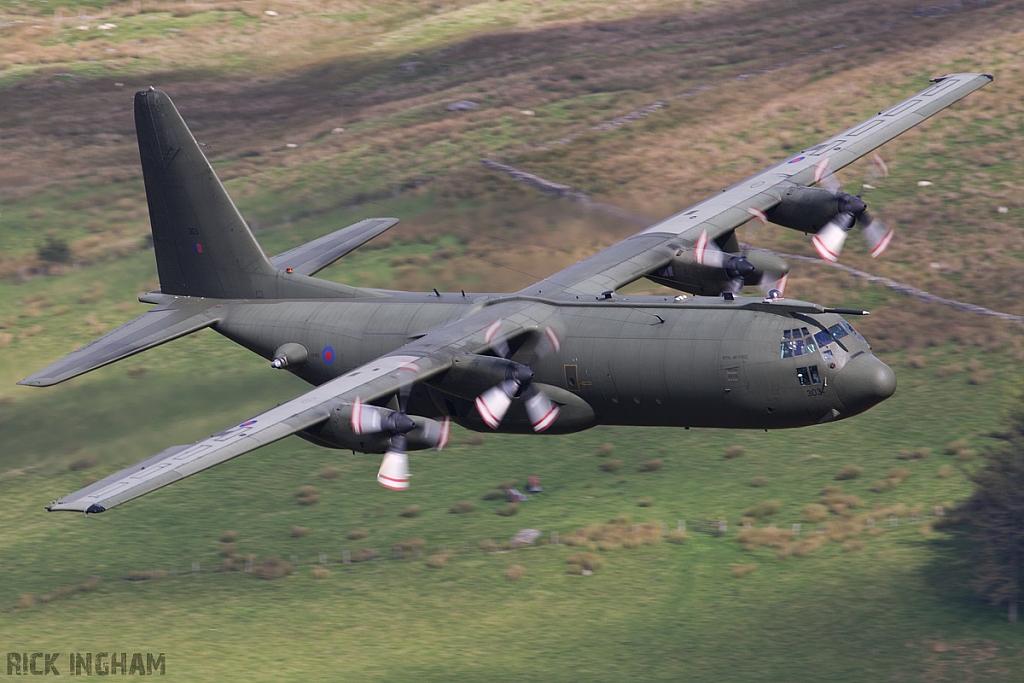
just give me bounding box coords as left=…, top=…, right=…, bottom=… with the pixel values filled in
left=253, top=556, right=293, bottom=580
left=750, top=476, right=769, bottom=488
left=567, top=552, right=604, bottom=573
left=480, top=539, right=500, bottom=553
left=219, top=530, right=238, bottom=544
left=396, top=538, right=425, bottom=554
left=347, top=528, right=369, bottom=540
left=802, top=504, right=829, bottom=523
left=599, top=459, right=622, bottom=473
left=497, top=503, right=519, bottom=517
left=637, top=496, right=654, bottom=508
left=743, top=500, right=782, bottom=519
left=939, top=464, right=954, bottom=479
left=898, top=447, right=930, bottom=460
left=667, top=530, right=687, bottom=545
left=220, top=543, right=236, bottom=557
left=16, top=594, right=36, bottom=610
left=723, top=445, right=745, bottom=459
left=733, top=564, right=757, bottom=578
left=888, top=467, right=910, bottom=483
left=842, top=540, right=866, bottom=553
left=426, top=553, right=448, bottom=569
left=821, top=493, right=864, bottom=510
left=482, top=489, right=506, bottom=501
left=638, top=459, right=663, bottom=472
left=737, top=526, right=794, bottom=551
left=311, top=567, right=330, bottom=579
left=352, top=548, right=379, bottom=563
left=944, top=439, right=970, bottom=455
left=871, top=479, right=894, bottom=493
left=449, top=501, right=477, bottom=514
left=37, top=235, right=71, bottom=264
left=596, top=443, right=615, bottom=457
left=291, top=526, right=309, bottom=538
left=399, top=505, right=421, bottom=518
left=506, top=564, right=526, bottom=581
left=296, top=485, right=319, bottom=506
left=835, top=465, right=863, bottom=481
left=320, top=466, right=340, bottom=480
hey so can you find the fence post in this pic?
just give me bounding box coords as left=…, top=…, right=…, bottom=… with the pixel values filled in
left=192, top=562, right=200, bottom=576
left=551, top=531, right=559, bottom=545
left=343, top=550, right=351, bottom=565
left=678, top=520, right=686, bottom=533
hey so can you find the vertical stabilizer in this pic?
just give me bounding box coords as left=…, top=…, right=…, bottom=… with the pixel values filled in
left=135, top=89, right=278, bottom=299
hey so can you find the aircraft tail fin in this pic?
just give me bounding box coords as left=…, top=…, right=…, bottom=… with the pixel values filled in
left=135, top=88, right=278, bottom=299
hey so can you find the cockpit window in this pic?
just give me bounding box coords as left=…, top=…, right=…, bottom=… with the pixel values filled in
left=780, top=327, right=818, bottom=358
left=796, top=365, right=821, bottom=386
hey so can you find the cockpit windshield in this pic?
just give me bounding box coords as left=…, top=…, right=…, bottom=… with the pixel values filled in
left=780, top=321, right=860, bottom=359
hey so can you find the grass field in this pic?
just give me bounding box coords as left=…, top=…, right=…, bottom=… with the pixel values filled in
left=2, top=0, right=1024, bottom=680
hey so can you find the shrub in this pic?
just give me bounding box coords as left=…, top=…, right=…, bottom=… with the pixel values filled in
left=353, top=548, right=378, bottom=563
left=426, top=553, right=448, bottom=569
left=667, top=530, right=687, bottom=544
left=320, top=466, right=340, bottom=480
left=956, top=449, right=976, bottom=462
left=938, top=464, right=954, bottom=479
left=723, top=445, right=745, bottom=459
left=567, top=552, right=604, bottom=572
left=80, top=576, right=101, bottom=592
left=597, top=540, right=622, bottom=552
left=291, top=526, right=309, bottom=538
left=220, top=543, right=236, bottom=557
left=311, top=567, right=330, bottom=579
left=821, top=492, right=864, bottom=510
left=506, top=564, right=526, bottom=581
left=449, top=501, right=477, bottom=514
left=871, top=479, right=894, bottom=493
left=496, top=479, right=520, bottom=490
left=599, top=459, right=622, bottom=473
left=888, top=467, right=910, bottom=483
left=497, top=503, right=519, bottom=517
left=67, top=454, right=98, bottom=472
left=637, top=497, right=654, bottom=507
left=16, top=594, right=36, bottom=610
left=788, top=535, right=827, bottom=558
left=482, top=489, right=506, bottom=501
left=944, top=439, right=970, bottom=455
left=835, top=465, right=863, bottom=481
left=37, top=235, right=71, bottom=263
left=820, top=484, right=844, bottom=496
left=296, top=485, right=319, bottom=506
left=898, top=447, right=930, bottom=461
left=347, top=528, right=369, bottom=540
left=842, top=540, right=866, bottom=553
left=638, top=459, right=663, bottom=472
left=750, top=476, right=769, bottom=488
left=220, top=557, right=239, bottom=572
left=737, top=526, right=794, bottom=551
left=220, top=530, right=238, bottom=544
left=596, top=443, right=615, bottom=457
left=732, top=564, right=756, bottom=578
left=743, top=500, right=782, bottom=519
left=253, top=556, right=293, bottom=580
left=399, top=505, right=421, bottom=518
left=397, top=538, right=425, bottom=554
left=480, top=539, right=500, bottom=553
left=802, top=504, right=829, bottom=523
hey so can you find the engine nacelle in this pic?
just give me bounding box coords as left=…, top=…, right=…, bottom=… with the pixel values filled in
left=647, top=248, right=789, bottom=296
left=765, top=186, right=862, bottom=234
left=298, top=404, right=445, bottom=454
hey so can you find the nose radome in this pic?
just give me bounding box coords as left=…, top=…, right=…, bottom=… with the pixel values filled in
left=834, top=353, right=896, bottom=416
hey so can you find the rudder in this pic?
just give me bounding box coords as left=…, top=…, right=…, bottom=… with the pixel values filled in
left=135, top=88, right=277, bottom=299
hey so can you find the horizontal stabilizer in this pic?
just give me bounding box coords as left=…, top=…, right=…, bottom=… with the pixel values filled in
left=270, top=217, right=399, bottom=277
left=18, top=299, right=219, bottom=387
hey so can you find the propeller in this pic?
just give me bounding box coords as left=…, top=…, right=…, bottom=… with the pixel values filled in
left=351, top=360, right=450, bottom=490
left=811, top=154, right=894, bottom=262
left=695, top=229, right=788, bottom=295
left=474, top=321, right=562, bottom=433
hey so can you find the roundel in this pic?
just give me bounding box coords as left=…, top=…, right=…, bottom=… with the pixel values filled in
left=322, top=346, right=335, bottom=365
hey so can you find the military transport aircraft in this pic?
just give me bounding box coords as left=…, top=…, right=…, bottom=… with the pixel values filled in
left=23, top=73, right=992, bottom=513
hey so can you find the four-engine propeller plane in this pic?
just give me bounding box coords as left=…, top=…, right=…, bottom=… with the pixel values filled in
left=23, top=73, right=992, bottom=513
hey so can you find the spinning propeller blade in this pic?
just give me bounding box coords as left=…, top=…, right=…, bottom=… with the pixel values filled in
left=812, top=154, right=895, bottom=261
left=475, top=323, right=561, bottom=432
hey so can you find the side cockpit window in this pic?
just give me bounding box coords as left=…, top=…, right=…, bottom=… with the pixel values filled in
left=796, top=365, right=821, bottom=386
left=780, top=327, right=818, bottom=359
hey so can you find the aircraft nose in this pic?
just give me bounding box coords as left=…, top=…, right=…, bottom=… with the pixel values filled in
left=833, top=353, right=896, bottom=416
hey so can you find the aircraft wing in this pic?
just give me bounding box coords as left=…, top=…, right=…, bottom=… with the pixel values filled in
left=269, top=217, right=399, bottom=276
left=528, top=72, right=993, bottom=297
left=46, top=300, right=540, bottom=513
